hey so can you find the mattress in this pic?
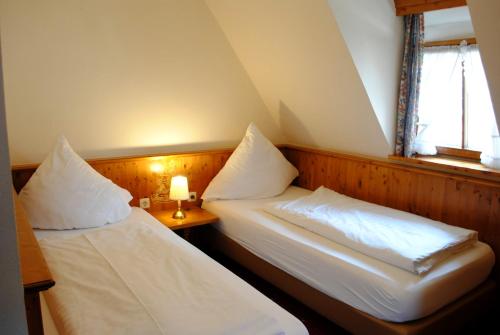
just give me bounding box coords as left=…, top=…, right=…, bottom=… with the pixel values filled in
left=202, top=186, right=495, bottom=322
left=35, top=208, right=307, bottom=335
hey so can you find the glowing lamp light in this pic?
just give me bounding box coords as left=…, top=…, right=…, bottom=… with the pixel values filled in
left=169, top=175, right=189, bottom=219
left=150, top=161, right=169, bottom=203
left=150, top=162, right=165, bottom=174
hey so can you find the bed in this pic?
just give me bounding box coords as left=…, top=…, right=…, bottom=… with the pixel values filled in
left=202, top=186, right=496, bottom=335
left=34, top=207, right=308, bottom=335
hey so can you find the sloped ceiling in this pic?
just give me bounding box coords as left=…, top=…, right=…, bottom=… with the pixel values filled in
left=467, top=0, right=500, bottom=131
left=206, top=0, right=393, bottom=157
left=327, top=0, right=403, bottom=150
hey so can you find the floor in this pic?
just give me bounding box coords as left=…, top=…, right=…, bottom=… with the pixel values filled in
left=206, top=250, right=499, bottom=335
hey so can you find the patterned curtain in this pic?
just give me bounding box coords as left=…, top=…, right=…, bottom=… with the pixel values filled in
left=395, top=14, right=424, bottom=157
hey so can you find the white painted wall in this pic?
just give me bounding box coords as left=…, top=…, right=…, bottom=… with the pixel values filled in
left=206, top=0, right=391, bottom=157
left=0, top=0, right=281, bottom=165
left=0, top=40, right=28, bottom=335
left=467, top=0, right=500, bottom=131
left=327, top=0, right=403, bottom=150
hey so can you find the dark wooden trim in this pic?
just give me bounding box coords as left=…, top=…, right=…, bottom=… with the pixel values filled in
left=394, top=0, right=467, bottom=16
left=424, top=38, right=477, bottom=48
left=436, top=146, right=481, bottom=161
left=23, top=280, right=55, bottom=293
left=24, top=291, right=44, bottom=335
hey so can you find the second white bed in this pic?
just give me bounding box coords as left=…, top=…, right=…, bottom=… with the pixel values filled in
left=202, top=186, right=495, bottom=323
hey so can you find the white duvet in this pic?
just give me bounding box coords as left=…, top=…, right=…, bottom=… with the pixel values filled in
left=265, top=186, right=478, bottom=274
left=39, top=209, right=304, bottom=335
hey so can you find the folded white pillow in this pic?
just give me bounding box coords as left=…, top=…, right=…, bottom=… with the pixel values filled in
left=202, top=123, right=298, bottom=200
left=19, top=136, right=132, bottom=230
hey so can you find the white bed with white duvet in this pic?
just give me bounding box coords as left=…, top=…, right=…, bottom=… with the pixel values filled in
left=202, top=186, right=495, bottom=323
left=36, top=208, right=307, bottom=335
left=18, top=135, right=306, bottom=335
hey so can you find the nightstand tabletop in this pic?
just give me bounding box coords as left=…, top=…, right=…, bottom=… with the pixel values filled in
left=150, top=207, right=219, bottom=230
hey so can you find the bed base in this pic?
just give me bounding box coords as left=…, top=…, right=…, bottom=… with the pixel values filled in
left=207, top=228, right=496, bottom=335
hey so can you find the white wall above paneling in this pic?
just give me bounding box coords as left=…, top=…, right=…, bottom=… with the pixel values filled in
left=206, top=0, right=392, bottom=158
left=467, top=0, right=500, bottom=131
left=0, top=0, right=281, bottom=164
left=327, top=0, right=403, bottom=151
left=4, top=0, right=498, bottom=164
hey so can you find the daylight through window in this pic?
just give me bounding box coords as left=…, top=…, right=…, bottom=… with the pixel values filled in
left=414, top=42, right=499, bottom=156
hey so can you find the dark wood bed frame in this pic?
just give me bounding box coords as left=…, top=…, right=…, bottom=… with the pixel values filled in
left=207, top=227, right=496, bottom=335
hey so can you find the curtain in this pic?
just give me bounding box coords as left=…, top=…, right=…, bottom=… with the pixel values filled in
left=395, top=14, right=424, bottom=157
left=414, top=46, right=462, bottom=154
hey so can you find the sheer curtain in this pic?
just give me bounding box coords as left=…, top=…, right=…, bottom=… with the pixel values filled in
left=465, top=46, right=500, bottom=168
left=414, top=46, right=462, bottom=154
left=414, top=44, right=500, bottom=168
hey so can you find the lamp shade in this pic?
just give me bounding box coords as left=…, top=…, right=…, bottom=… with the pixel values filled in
left=169, top=175, right=189, bottom=200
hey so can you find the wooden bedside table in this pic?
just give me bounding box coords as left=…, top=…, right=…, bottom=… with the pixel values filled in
left=150, top=207, right=219, bottom=241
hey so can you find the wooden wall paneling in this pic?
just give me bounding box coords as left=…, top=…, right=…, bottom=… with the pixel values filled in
left=344, top=160, right=358, bottom=199
left=355, top=162, right=371, bottom=201
left=413, top=174, right=431, bottom=218
left=486, top=189, right=500, bottom=249
left=367, top=165, right=388, bottom=207
left=11, top=145, right=500, bottom=279
left=296, top=151, right=313, bottom=190
left=11, top=149, right=233, bottom=211
left=324, top=156, right=341, bottom=192
left=472, top=184, right=491, bottom=240
left=426, top=175, right=446, bottom=222
left=440, top=179, right=457, bottom=225
left=336, top=158, right=349, bottom=195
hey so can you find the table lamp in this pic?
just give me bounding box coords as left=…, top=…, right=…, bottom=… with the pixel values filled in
left=170, top=175, right=189, bottom=219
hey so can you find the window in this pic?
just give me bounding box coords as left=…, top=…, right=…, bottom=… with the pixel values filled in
left=414, top=41, right=499, bottom=157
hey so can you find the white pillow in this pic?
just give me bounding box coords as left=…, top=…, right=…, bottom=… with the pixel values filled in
left=19, top=136, right=132, bottom=230
left=202, top=123, right=298, bottom=200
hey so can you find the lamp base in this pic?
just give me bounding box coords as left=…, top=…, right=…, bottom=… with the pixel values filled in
left=172, top=208, right=186, bottom=220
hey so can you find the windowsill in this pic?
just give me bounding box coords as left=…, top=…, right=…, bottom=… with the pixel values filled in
left=388, top=155, right=500, bottom=181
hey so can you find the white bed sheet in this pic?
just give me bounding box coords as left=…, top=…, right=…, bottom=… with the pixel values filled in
left=35, top=208, right=307, bottom=335
left=202, top=186, right=495, bottom=322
